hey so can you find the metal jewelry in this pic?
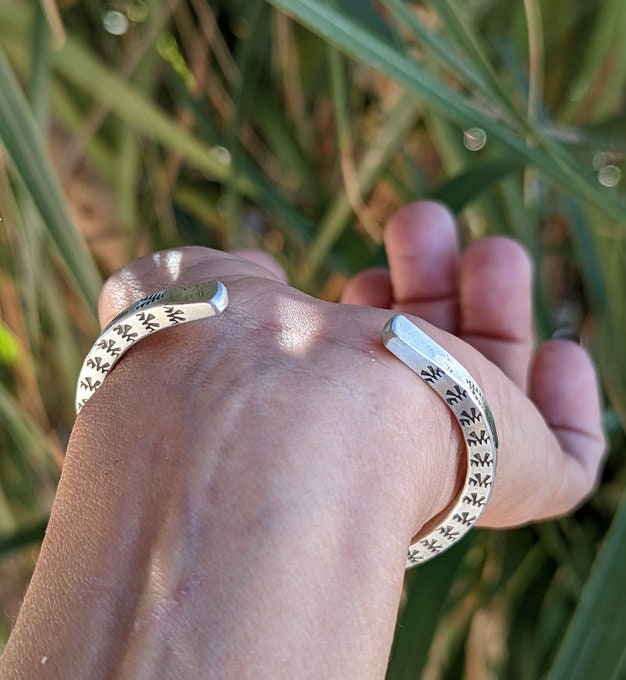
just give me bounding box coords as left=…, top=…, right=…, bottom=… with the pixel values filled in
left=75, top=280, right=228, bottom=414
left=383, top=314, right=498, bottom=568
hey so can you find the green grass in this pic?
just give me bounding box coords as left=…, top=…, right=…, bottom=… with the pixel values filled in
left=1, top=0, right=625, bottom=676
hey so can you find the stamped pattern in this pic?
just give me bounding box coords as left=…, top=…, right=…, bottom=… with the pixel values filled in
left=382, top=314, right=498, bottom=568
left=75, top=281, right=229, bottom=414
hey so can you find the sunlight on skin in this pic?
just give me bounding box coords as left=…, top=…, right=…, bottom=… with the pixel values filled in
left=153, top=250, right=184, bottom=281
left=100, top=250, right=187, bottom=320
left=275, top=296, right=325, bottom=356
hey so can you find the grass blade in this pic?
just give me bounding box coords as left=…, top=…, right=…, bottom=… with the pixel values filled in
left=0, top=518, right=48, bottom=555
left=597, top=233, right=626, bottom=430
left=386, top=537, right=474, bottom=679
left=0, top=48, right=101, bottom=314
left=383, top=0, right=502, bottom=106
left=28, top=4, right=51, bottom=128
left=431, top=159, right=523, bottom=213
left=561, top=0, right=626, bottom=123
left=298, top=90, right=421, bottom=286
left=548, top=491, right=626, bottom=680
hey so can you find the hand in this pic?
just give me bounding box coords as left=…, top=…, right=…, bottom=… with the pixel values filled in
left=1, top=201, right=604, bottom=679
left=97, top=203, right=604, bottom=530
left=341, top=201, right=605, bottom=528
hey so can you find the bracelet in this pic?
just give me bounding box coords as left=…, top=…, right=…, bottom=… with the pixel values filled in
left=75, top=280, right=228, bottom=414
left=382, top=315, right=498, bottom=568
left=76, top=284, right=495, bottom=570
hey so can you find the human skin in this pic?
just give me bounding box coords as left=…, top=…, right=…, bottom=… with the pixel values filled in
left=0, top=202, right=604, bottom=679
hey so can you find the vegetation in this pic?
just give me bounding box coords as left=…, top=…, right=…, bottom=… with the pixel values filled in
left=1, top=0, right=625, bottom=677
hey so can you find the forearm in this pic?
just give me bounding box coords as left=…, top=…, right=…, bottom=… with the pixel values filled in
left=1, top=340, right=428, bottom=679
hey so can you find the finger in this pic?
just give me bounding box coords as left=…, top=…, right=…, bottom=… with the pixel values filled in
left=528, top=340, right=605, bottom=498
left=385, top=201, right=460, bottom=333
left=98, top=246, right=282, bottom=329
left=230, top=249, right=288, bottom=284
left=476, top=338, right=605, bottom=527
left=459, top=237, right=533, bottom=390
left=341, top=268, right=393, bottom=308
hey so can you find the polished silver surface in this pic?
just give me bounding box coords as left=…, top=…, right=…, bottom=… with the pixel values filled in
left=75, top=281, right=228, bottom=414
left=383, top=314, right=498, bottom=568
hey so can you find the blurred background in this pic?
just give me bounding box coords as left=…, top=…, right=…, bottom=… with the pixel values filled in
left=1, top=0, right=625, bottom=677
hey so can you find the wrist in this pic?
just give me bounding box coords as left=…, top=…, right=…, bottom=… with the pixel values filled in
left=2, top=300, right=465, bottom=678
